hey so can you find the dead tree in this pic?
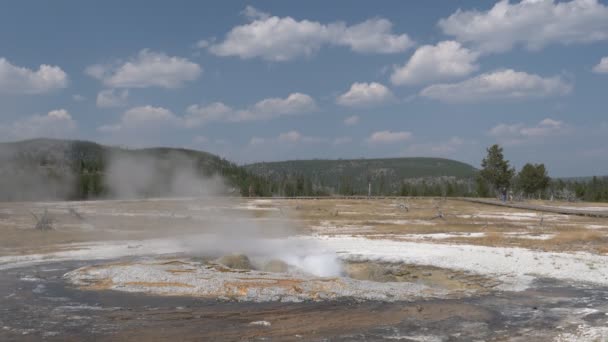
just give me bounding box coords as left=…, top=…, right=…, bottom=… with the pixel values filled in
left=31, top=209, right=53, bottom=230
left=398, top=202, right=410, bottom=212
left=68, top=208, right=85, bottom=220
left=430, top=209, right=446, bottom=220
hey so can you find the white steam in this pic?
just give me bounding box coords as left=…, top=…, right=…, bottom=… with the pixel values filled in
left=104, top=150, right=226, bottom=199
left=102, top=150, right=343, bottom=277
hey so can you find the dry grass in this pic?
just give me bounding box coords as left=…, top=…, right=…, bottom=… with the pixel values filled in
left=2, top=197, right=608, bottom=256
left=548, top=230, right=605, bottom=244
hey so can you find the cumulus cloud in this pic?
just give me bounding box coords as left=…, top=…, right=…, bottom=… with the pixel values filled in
left=366, top=130, right=412, bottom=144
left=335, top=18, right=414, bottom=54
left=100, top=93, right=316, bottom=134
left=336, top=82, right=395, bottom=107
left=185, top=93, right=316, bottom=126
left=0, top=58, right=68, bottom=94
left=241, top=5, right=270, bottom=20
left=419, top=69, right=572, bottom=103
left=96, top=89, right=129, bottom=108
left=593, top=56, right=608, bottom=74
left=390, top=41, right=479, bottom=85
left=98, top=105, right=179, bottom=133
left=85, top=49, right=202, bottom=88
left=344, top=115, right=360, bottom=126
left=207, top=7, right=413, bottom=61
left=0, top=109, right=76, bottom=141
left=488, top=118, right=567, bottom=145
left=439, top=0, right=608, bottom=53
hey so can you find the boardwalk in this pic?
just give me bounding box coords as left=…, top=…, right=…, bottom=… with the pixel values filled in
left=459, top=198, right=608, bottom=218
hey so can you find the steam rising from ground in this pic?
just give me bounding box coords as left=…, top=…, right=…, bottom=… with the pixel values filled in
left=104, top=151, right=226, bottom=199
left=105, top=150, right=342, bottom=277
left=0, top=140, right=76, bottom=201
left=0, top=141, right=341, bottom=277
left=181, top=233, right=342, bottom=277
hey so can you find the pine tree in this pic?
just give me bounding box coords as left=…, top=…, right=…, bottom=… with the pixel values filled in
left=479, top=144, right=515, bottom=199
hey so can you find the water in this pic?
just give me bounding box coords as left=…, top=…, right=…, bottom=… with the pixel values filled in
left=1, top=260, right=608, bottom=341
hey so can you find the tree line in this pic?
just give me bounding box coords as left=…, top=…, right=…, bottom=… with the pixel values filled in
left=476, top=144, right=608, bottom=202
left=4, top=141, right=606, bottom=202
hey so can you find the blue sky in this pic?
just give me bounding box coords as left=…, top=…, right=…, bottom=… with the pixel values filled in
left=0, top=0, right=607, bottom=176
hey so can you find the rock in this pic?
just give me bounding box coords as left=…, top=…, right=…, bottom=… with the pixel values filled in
left=216, top=254, right=254, bottom=270
left=263, top=260, right=289, bottom=273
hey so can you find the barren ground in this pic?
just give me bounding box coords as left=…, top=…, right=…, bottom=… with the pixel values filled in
left=1, top=197, right=608, bottom=341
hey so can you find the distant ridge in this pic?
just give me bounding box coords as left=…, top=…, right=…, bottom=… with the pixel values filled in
left=244, top=157, right=477, bottom=194
left=0, top=139, right=478, bottom=199
left=0, top=138, right=257, bottom=200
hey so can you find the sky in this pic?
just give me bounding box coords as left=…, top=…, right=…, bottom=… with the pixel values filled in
left=0, top=0, right=607, bottom=176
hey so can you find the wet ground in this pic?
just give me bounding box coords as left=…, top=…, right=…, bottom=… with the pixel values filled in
left=2, top=260, right=608, bottom=341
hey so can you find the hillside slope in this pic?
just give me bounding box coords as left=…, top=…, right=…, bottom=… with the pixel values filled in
left=0, top=139, right=258, bottom=201
left=244, top=158, right=477, bottom=195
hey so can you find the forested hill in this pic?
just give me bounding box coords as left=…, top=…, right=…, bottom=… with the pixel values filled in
left=0, top=138, right=259, bottom=201
left=244, top=158, right=478, bottom=195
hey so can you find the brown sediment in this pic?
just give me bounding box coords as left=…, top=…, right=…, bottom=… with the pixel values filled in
left=166, top=269, right=196, bottom=274
left=124, top=281, right=195, bottom=288
left=156, top=260, right=191, bottom=266
left=103, top=301, right=493, bottom=341
left=81, top=277, right=115, bottom=291
left=343, top=261, right=497, bottom=294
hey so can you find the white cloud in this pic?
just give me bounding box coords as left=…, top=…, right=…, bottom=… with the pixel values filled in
left=593, top=56, right=608, bottom=74
left=336, top=18, right=415, bottom=54
left=0, top=109, right=76, bottom=141
left=420, top=69, right=572, bottom=103
left=195, top=37, right=216, bottom=49
left=405, top=137, right=469, bottom=156
left=366, top=130, right=412, bottom=144
left=390, top=41, right=479, bottom=85
left=488, top=118, right=567, bottom=145
left=278, top=130, right=302, bottom=143
left=72, top=94, right=86, bottom=102
left=439, top=0, right=608, bottom=53
left=96, top=89, right=129, bottom=108
left=248, top=93, right=316, bottom=118
left=0, top=58, right=68, bottom=94
left=99, top=105, right=179, bottom=133
left=336, top=82, right=394, bottom=107
left=85, top=49, right=201, bottom=88
left=241, top=5, right=270, bottom=20
left=207, top=8, right=413, bottom=61
left=184, top=102, right=233, bottom=127
left=101, top=93, right=316, bottom=133
left=185, top=92, right=316, bottom=126
left=249, top=130, right=327, bottom=146
left=344, top=115, right=360, bottom=126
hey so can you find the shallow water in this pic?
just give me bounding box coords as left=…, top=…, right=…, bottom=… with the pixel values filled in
left=1, top=260, right=608, bottom=341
